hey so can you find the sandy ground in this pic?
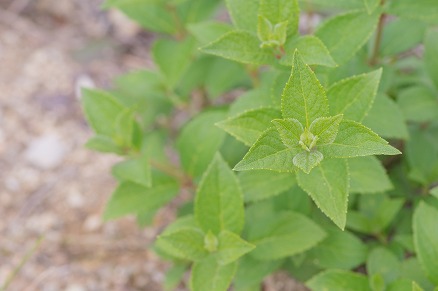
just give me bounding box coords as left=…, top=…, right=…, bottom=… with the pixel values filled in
left=0, top=1, right=307, bottom=290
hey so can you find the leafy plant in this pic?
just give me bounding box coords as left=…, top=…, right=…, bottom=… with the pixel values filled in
left=81, top=0, right=438, bottom=290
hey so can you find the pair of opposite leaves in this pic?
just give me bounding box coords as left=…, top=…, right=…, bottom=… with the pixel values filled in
left=233, top=50, right=400, bottom=174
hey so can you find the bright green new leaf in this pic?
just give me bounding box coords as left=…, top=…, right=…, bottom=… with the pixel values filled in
left=216, top=230, right=255, bottom=265
left=177, top=110, right=227, bottom=178
left=258, top=0, right=299, bottom=37
left=234, top=128, right=299, bottom=172
left=103, top=173, right=179, bottom=220
left=191, top=256, right=237, bottom=291
left=297, top=159, right=349, bottom=229
left=239, top=170, right=296, bottom=202
left=307, top=270, right=371, bottom=291
left=82, top=88, right=124, bottom=137
left=225, top=0, right=259, bottom=33
left=112, top=152, right=151, bottom=187
left=398, top=86, right=438, bottom=122
left=195, top=154, right=244, bottom=235
left=349, top=156, right=393, bottom=194
left=309, top=114, right=343, bottom=145
left=319, top=120, right=401, bottom=158
left=201, top=31, right=276, bottom=65
left=158, top=228, right=208, bottom=261
left=271, top=118, right=303, bottom=149
left=293, top=150, right=324, bottom=174
left=413, top=202, right=438, bottom=285
left=280, top=36, right=337, bottom=67
left=327, top=69, right=382, bottom=122
left=152, top=37, right=195, bottom=88
left=247, top=211, right=326, bottom=260
left=282, top=51, right=329, bottom=127
left=424, top=29, right=438, bottom=89
left=217, top=108, right=281, bottom=146
left=315, top=11, right=380, bottom=65
left=367, top=247, right=401, bottom=284
left=388, top=0, right=438, bottom=24
left=308, top=226, right=367, bottom=270
left=363, top=93, right=409, bottom=140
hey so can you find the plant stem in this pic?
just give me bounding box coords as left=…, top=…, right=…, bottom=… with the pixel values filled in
left=369, top=0, right=386, bottom=66
left=150, top=159, right=191, bottom=186
left=1, top=236, right=44, bottom=291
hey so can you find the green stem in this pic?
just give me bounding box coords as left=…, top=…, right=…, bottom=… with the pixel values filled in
left=1, top=236, right=44, bottom=291
left=150, top=159, right=191, bottom=186
left=369, top=0, right=386, bottom=66
left=166, top=4, right=186, bottom=40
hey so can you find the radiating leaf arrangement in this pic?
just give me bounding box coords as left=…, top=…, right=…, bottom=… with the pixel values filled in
left=81, top=0, right=438, bottom=290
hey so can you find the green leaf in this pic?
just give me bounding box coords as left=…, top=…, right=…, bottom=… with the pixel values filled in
left=164, top=263, right=187, bottom=291
left=348, top=156, right=392, bottom=194
left=103, top=173, right=179, bottom=220
left=412, top=281, right=425, bottom=291
left=413, top=202, right=438, bottom=285
left=386, top=279, right=413, bottom=291
left=234, top=128, right=299, bottom=172
left=327, top=69, right=382, bottom=122
left=157, top=228, right=208, bottom=261
left=201, top=31, right=275, bottom=65
left=388, top=0, right=438, bottom=24
left=293, top=150, right=324, bottom=174
left=363, top=93, right=409, bottom=140
left=258, top=0, right=299, bottom=37
left=271, top=118, right=303, bottom=148
left=319, top=120, right=401, bottom=158
left=304, top=0, right=365, bottom=10
left=405, top=125, right=438, bottom=186
left=247, top=211, right=326, bottom=260
left=280, top=36, right=337, bottom=67
left=188, top=21, right=233, bottom=45
left=347, top=194, right=404, bottom=234
left=234, top=256, right=282, bottom=290
left=239, top=170, right=296, bottom=202
left=81, top=88, right=124, bottom=137
left=195, top=154, right=244, bottom=235
left=177, top=110, right=227, bottom=178
left=308, top=226, right=367, bottom=270
left=103, top=0, right=176, bottom=34
left=191, top=256, right=237, bottom=291
left=367, top=247, right=401, bottom=284
left=85, top=135, right=122, bottom=154
left=424, top=29, right=438, bottom=89
left=315, top=11, right=380, bottom=65
left=112, top=152, right=151, bottom=187
left=430, top=186, right=438, bottom=199
left=307, top=270, right=372, bottom=291
left=364, top=0, right=379, bottom=13
left=297, top=158, right=349, bottom=229
left=398, top=86, right=438, bottom=122
left=380, top=19, right=426, bottom=57
left=154, top=215, right=198, bottom=260
left=282, top=51, right=328, bottom=127
left=216, top=230, right=255, bottom=265
left=309, top=114, right=343, bottom=145
left=152, top=37, right=195, bottom=88
left=225, top=0, right=259, bottom=33
left=217, top=108, right=281, bottom=146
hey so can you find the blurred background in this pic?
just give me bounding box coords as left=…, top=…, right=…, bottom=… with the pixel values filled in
left=0, top=0, right=170, bottom=290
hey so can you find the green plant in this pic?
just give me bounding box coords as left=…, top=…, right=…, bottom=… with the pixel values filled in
left=81, top=0, right=438, bottom=290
